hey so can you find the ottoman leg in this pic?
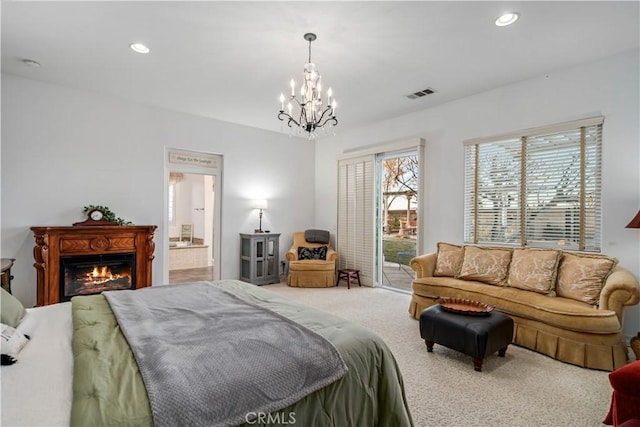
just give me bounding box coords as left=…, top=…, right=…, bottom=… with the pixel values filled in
left=498, top=346, right=508, bottom=357
left=425, top=340, right=434, bottom=352
left=473, top=358, right=483, bottom=372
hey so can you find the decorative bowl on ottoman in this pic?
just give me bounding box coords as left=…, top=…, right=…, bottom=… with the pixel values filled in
left=435, top=297, right=494, bottom=316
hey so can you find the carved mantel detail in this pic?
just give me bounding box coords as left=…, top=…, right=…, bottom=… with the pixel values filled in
left=31, top=225, right=157, bottom=306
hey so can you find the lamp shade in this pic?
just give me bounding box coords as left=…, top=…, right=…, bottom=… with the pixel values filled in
left=626, top=209, right=640, bottom=229
left=252, top=199, right=268, bottom=210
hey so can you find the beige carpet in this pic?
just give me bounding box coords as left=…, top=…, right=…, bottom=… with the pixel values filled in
left=265, top=282, right=613, bottom=427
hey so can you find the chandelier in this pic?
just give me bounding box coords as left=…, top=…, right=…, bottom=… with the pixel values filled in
left=277, top=33, right=338, bottom=139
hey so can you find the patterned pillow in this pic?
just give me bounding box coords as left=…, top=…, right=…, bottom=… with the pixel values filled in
left=458, top=246, right=513, bottom=286
left=297, top=246, right=328, bottom=260
left=556, top=252, right=617, bottom=306
left=507, top=248, right=561, bottom=295
left=433, top=243, right=465, bottom=277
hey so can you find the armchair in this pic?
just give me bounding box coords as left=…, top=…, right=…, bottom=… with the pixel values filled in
left=286, top=230, right=338, bottom=287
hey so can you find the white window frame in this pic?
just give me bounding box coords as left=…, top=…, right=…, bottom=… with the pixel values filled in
left=463, top=116, right=604, bottom=252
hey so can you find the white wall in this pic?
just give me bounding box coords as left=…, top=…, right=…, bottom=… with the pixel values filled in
left=1, top=74, right=316, bottom=307
left=315, top=49, right=640, bottom=339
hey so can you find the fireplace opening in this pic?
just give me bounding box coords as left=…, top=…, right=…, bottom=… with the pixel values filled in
left=60, top=253, right=136, bottom=302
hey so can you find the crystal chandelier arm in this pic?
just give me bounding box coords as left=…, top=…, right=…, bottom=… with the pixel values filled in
left=277, top=110, right=301, bottom=128
left=319, top=116, right=338, bottom=129
left=315, top=106, right=338, bottom=128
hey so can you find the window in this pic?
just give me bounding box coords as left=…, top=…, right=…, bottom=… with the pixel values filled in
left=464, top=117, right=603, bottom=251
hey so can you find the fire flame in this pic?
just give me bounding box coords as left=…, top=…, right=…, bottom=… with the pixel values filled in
left=85, top=265, right=123, bottom=284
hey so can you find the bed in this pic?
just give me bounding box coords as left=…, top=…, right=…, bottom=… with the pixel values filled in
left=1, top=280, right=413, bottom=426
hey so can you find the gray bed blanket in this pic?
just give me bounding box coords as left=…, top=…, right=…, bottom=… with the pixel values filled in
left=103, top=283, right=348, bottom=427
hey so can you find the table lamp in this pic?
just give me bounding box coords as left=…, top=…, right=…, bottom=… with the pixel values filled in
left=252, top=199, right=268, bottom=233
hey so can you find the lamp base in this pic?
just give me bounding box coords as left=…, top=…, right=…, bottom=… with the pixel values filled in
left=254, top=229, right=265, bottom=233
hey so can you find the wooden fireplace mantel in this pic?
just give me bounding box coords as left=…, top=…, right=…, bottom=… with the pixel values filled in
left=31, top=225, right=157, bottom=306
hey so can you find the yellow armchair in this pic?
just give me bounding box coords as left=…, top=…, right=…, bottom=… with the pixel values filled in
left=286, top=231, right=337, bottom=287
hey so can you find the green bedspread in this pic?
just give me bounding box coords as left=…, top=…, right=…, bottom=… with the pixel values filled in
left=71, top=280, right=413, bottom=426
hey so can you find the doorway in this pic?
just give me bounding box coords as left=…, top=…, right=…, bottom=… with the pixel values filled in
left=336, top=138, right=423, bottom=288
left=165, top=149, right=222, bottom=284
left=168, top=173, right=214, bottom=283
left=378, top=151, right=419, bottom=291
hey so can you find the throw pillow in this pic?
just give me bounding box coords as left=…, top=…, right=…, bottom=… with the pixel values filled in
left=433, top=242, right=465, bottom=277
left=458, top=246, right=513, bottom=286
left=304, top=229, right=330, bottom=244
left=298, top=246, right=328, bottom=260
left=556, top=252, right=617, bottom=306
left=1, top=288, right=26, bottom=328
left=1, top=322, right=30, bottom=363
left=507, top=248, right=561, bottom=296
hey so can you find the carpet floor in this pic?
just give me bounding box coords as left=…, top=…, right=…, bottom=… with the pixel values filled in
left=265, top=282, right=613, bottom=427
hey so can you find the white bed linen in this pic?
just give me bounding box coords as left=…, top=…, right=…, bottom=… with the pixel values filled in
left=1, top=302, right=73, bottom=426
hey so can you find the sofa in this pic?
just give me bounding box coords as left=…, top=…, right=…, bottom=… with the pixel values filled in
left=409, top=243, right=640, bottom=371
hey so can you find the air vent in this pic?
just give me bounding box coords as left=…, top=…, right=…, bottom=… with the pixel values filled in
left=406, top=87, right=437, bottom=99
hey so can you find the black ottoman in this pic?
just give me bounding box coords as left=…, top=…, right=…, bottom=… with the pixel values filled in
left=419, top=304, right=514, bottom=372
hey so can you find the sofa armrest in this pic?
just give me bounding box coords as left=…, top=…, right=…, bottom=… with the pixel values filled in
left=599, top=266, right=640, bottom=322
left=286, top=248, right=298, bottom=261
left=326, top=249, right=338, bottom=262
left=410, top=253, right=436, bottom=279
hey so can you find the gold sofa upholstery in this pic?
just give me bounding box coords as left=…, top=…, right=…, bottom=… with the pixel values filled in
left=409, top=247, right=640, bottom=371
left=286, top=231, right=337, bottom=288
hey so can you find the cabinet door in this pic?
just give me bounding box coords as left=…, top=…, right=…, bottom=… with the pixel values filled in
left=240, top=236, right=253, bottom=282
left=265, top=238, right=274, bottom=277
left=255, top=238, right=265, bottom=280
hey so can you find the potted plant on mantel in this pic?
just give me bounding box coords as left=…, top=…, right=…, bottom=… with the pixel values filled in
left=73, top=205, right=133, bottom=226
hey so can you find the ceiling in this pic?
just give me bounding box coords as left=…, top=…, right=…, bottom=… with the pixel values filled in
left=2, top=2, right=639, bottom=136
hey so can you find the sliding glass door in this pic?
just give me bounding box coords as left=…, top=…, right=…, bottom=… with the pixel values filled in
left=378, top=151, right=419, bottom=291
left=336, top=139, right=424, bottom=289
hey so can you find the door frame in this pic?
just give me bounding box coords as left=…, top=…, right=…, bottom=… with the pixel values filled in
left=163, top=148, right=223, bottom=283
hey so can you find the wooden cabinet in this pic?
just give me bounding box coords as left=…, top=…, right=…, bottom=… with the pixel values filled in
left=240, top=233, right=280, bottom=285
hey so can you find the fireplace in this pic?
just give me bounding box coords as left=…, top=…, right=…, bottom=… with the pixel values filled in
left=60, top=253, right=136, bottom=301
left=31, top=225, right=156, bottom=306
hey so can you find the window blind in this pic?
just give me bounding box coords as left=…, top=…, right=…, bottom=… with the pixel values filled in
left=464, top=117, right=603, bottom=251
left=337, top=155, right=375, bottom=285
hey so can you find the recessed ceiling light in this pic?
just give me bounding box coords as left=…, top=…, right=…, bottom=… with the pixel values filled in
left=21, top=58, right=41, bottom=68
left=495, top=12, right=519, bottom=27
left=129, top=43, right=150, bottom=54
